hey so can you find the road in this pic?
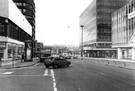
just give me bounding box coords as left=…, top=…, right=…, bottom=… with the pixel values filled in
left=0, top=59, right=135, bottom=91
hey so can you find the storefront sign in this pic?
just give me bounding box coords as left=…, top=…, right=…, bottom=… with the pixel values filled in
left=0, top=42, right=6, bottom=48
left=84, top=47, right=92, bottom=50
left=128, top=11, right=135, bottom=19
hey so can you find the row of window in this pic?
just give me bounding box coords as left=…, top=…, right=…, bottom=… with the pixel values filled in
left=9, top=24, right=32, bottom=42
left=19, top=9, right=34, bottom=15
left=127, top=1, right=135, bottom=13
left=97, top=23, right=111, bottom=29
left=15, top=2, right=33, bottom=9
left=97, top=16, right=111, bottom=19
left=0, top=22, right=32, bottom=42
left=97, top=2, right=125, bottom=6
left=97, top=29, right=111, bottom=33
left=97, top=9, right=114, bottom=13
left=97, top=43, right=111, bottom=47
left=97, top=36, right=111, bottom=40
left=0, top=24, right=5, bottom=36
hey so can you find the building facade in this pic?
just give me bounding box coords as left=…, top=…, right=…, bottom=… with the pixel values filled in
left=112, top=0, right=135, bottom=60
left=0, top=0, right=32, bottom=61
left=13, top=0, right=35, bottom=40
left=79, top=0, right=129, bottom=58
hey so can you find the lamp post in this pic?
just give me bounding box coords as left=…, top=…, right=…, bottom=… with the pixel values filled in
left=80, top=25, right=84, bottom=60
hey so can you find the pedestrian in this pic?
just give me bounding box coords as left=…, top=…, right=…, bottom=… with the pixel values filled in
left=21, top=53, right=24, bottom=63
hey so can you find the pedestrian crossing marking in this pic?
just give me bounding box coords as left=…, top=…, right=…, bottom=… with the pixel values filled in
left=2, top=72, right=13, bottom=74
left=44, top=68, right=48, bottom=76
left=44, top=68, right=54, bottom=76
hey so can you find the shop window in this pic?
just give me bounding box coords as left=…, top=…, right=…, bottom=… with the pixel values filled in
left=0, top=24, right=5, bottom=36
left=8, top=49, right=12, bottom=58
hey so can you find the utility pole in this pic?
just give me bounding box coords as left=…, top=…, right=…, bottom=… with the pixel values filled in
left=80, top=25, right=84, bottom=60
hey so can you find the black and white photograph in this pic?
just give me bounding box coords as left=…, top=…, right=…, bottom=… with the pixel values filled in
left=1, top=0, right=135, bottom=91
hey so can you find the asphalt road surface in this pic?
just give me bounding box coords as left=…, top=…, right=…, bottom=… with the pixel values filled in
left=0, top=59, right=135, bottom=91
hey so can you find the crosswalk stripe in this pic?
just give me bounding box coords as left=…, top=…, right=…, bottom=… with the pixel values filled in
left=2, top=72, right=13, bottom=74
left=44, top=68, right=48, bottom=76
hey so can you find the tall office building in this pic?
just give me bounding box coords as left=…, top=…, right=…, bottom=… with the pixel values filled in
left=112, top=0, right=135, bottom=60
left=13, top=0, right=36, bottom=40
left=79, top=0, right=129, bottom=58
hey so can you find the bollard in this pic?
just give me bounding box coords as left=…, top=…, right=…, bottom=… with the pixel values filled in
left=0, top=57, right=2, bottom=68
left=105, top=60, right=109, bottom=64
left=123, top=62, right=126, bottom=67
left=102, top=60, right=104, bottom=63
left=114, top=61, right=117, bottom=65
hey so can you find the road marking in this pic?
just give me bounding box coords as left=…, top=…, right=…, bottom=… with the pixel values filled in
left=0, top=75, right=47, bottom=77
left=51, top=69, right=54, bottom=76
left=33, top=63, right=40, bottom=66
left=44, top=68, right=48, bottom=76
left=50, top=69, right=57, bottom=91
left=43, top=69, right=58, bottom=91
left=2, top=72, right=13, bottom=74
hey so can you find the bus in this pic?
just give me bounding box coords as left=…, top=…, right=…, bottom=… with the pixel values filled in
left=40, top=46, right=52, bottom=62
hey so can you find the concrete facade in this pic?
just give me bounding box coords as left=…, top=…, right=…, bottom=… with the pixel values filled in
left=112, top=0, right=135, bottom=60
left=79, top=0, right=129, bottom=58
left=0, top=0, right=32, bottom=61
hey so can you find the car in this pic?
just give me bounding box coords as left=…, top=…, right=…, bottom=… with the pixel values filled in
left=72, top=55, right=78, bottom=59
left=65, top=55, right=72, bottom=59
left=44, top=56, right=71, bottom=68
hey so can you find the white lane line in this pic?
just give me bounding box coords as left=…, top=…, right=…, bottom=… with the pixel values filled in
left=0, top=75, right=47, bottom=77
left=44, top=68, right=48, bottom=76
left=51, top=69, right=58, bottom=91
left=33, top=63, right=40, bottom=66
left=51, top=69, right=54, bottom=76
left=2, top=72, right=13, bottom=74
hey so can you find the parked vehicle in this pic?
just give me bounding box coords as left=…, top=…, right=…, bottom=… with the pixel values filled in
left=72, top=55, right=78, bottom=59
left=44, top=56, right=71, bottom=68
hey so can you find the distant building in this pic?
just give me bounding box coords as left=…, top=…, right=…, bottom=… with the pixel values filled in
left=0, top=0, right=32, bottom=60
left=79, top=0, right=129, bottom=58
left=112, top=0, right=135, bottom=60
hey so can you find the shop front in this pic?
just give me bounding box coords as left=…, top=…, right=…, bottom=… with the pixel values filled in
left=1, top=42, right=24, bottom=61
left=0, top=42, right=6, bottom=60
left=7, top=43, right=24, bottom=60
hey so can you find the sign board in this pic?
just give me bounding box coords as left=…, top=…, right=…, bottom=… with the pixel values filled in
left=128, top=11, right=135, bottom=19
left=0, top=42, right=6, bottom=48
left=84, top=47, right=92, bottom=50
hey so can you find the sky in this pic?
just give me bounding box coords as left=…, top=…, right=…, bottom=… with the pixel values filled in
left=35, top=0, right=93, bottom=46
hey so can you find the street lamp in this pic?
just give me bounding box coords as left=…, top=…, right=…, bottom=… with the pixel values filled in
left=80, top=25, right=84, bottom=60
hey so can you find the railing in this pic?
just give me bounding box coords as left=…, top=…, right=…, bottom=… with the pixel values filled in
left=78, top=57, right=135, bottom=69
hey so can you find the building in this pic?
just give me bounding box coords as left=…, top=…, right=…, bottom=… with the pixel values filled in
left=13, top=0, right=36, bottom=40
left=0, top=0, right=32, bottom=60
left=112, top=0, right=135, bottom=60
left=79, top=0, right=129, bottom=58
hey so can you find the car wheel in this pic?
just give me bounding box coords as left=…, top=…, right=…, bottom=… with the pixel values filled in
left=67, top=64, right=69, bottom=67
left=46, top=65, right=49, bottom=68
left=53, top=65, right=58, bottom=69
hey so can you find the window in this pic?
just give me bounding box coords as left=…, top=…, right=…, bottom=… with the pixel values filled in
left=23, top=3, right=26, bottom=6
left=23, top=9, right=26, bottom=13
left=0, top=24, right=5, bottom=36
left=16, top=2, right=22, bottom=6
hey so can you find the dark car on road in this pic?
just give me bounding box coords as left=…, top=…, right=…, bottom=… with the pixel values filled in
left=44, top=56, right=71, bottom=68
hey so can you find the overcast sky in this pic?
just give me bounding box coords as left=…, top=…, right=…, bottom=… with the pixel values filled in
left=35, top=0, right=92, bottom=46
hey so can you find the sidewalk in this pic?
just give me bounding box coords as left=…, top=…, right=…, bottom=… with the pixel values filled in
left=0, top=58, right=40, bottom=69
left=79, top=57, right=135, bottom=70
